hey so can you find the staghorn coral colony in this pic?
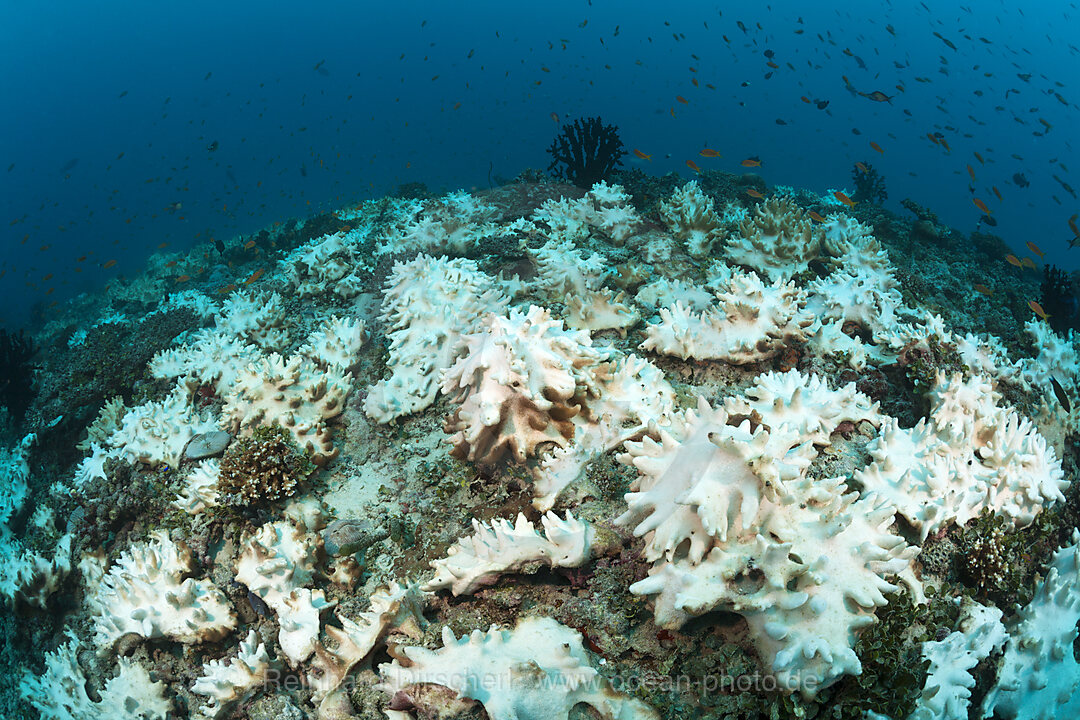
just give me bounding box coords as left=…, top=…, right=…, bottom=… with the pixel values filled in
left=2, top=172, right=1079, bottom=720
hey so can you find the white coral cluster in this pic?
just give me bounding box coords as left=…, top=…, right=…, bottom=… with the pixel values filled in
left=234, top=518, right=331, bottom=666
left=640, top=269, right=814, bottom=364
left=531, top=180, right=640, bottom=243
left=423, top=511, right=593, bottom=596
left=853, top=372, right=1067, bottom=539
left=617, top=374, right=914, bottom=695
left=659, top=180, right=725, bottom=256
left=365, top=254, right=508, bottom=423
left=379, top=616, right=658, bottom=720
left=299, top=315, right=366, bottom=371
left=91, top=530, right=236, bottom=651
left=191, top=629, right=276, bottom=719
left=725, top=197, right=821, bottom=280
left=442, top=305, right=608, bottom=465
left=107, top=383, right=220, bottom=467
left=20, top=631, right=173, bottom=720
left=379, top=191, right=499, bottom=255
left=280, top=227, right=371, bottom=299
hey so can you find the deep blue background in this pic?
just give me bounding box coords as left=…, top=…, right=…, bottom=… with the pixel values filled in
left=2, top=0, right=1077, bottom=327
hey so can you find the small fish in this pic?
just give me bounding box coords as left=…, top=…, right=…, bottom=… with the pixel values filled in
left=801, top=96, right=811, bottom=103
left=245, top=268, right=265, bottom=285
left=833, top=190, right=856, bottom=207
left=992, top=186, right=1003, bottom=202
left=165, top=260, right=178, bottom=268
left=676, top=95, right=689, bottom=104
left=746, top=188, right=764, bottom=199
left=244, top=240, right=256, bottom=249
left=870, top=141, right=884, bottom=154
left=215, top=238, right=225, bottom=255
left=207, top=140, right=219, bottom=152
left=103, top=259, right=117, bottom=269
left=698, top=148, right=722, bottom=158
left=973, top=283, right=993, bottom=296
left=741, top=158, right=761, bottom=167
left=633, top=149, right=652, bottom=161
left=973, top=198, right=991, bottom=214
left=1026, top=241, right=1045, bottom=258
left=685, top=159, right=701, bottom=173
left=1068, top=214, right=1080, bottom=237
left=1021, top=256, right=1036, bottom=270
left=808, top=210, right=827, bottom=223
left=176, top=274, right=191, bottom=283
left=859, top=90, right=894, bottom=103
left=550, top=112, right=559, bottom=123
left=1005, top=254, right=1022, bottom=267
left=966, top=165, right=976, bottom=181
left=1028, top=300, right=1050, bottom=320
left=1050, top=377, right=1072, bottom=413
left=974, top=151, right=985, bottom=164
left=855, top=162, right=869, bottom=173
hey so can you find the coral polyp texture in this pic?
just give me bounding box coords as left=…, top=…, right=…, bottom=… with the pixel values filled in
left=5, top=176, right=1079, bottom=720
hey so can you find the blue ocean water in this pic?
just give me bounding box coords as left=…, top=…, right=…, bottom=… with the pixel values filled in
left=2, top=0, right=1077, bottom=327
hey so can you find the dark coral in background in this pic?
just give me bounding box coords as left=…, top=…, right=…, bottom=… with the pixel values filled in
left=547, top=116, right=626, bottom=189
left=0, top=328, right=35, bottom=424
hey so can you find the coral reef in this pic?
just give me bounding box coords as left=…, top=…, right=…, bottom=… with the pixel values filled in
left=217, top=424, right=317, bottom=505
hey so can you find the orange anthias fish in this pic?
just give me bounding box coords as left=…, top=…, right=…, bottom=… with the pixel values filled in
left=870, top=141, right=884, bottom=154
left=103, top=259, right=117, bottom=269
left=746, top=188, right=764, bottom=199
left=973, top=198, right=991, bottom=214
left=833, top=190, right=857, bottom=207
left=244, top=240, right=256, bottom=249
left=966, top=164, right=976, bottom=181
left=550, top=112, right=559, bottom=123
left=808, top=210, right=827, bottom=223
left=245, top=268, right=265, bottom=285
left=974, top=151, right=985, bottom=164
left=1069, top=214, right=1080, bottom=238
left=699, top=148, right=722, bottom=158
left=686, top=159, right=701, bottom=174
left=676, top=95, right=689, bottom=104
left=176, top=274, right=191, bottom=283
left=1005, top=254, right=1022, bottom=268
left=973, top=283, right=993, bottom=296
left=993, top=186, right=1003, bottom=202
left=741, top=158, right=761, bottom=167
left=855, top=162, right=869, bottom=173
left=633, top=149, right=652, bottom=161
left=1028, top=300, right=1051, bottom=321
left=1026, top=241, right=1045, bottom=258
left=1021, top=256, right=1037, bottom=270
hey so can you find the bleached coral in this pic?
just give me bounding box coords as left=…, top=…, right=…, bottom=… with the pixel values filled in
left=0, top=533, right=72, bottom=610
left=640, top=270, right=814, bottom=364
left=173, top=459, right=221, bottom=515
left=191, top=629, right=275, bottom=719
left=379, top=191, right=499, bottom=255
left=806, top=265, right=905, bottom=340
left=442, top=305, right=608, bottom=465
left=148, top=328, right=260, bottom=395
left=159, top=288, right=220, bottom=321
left=565, top=288, right=640, bottom=335
left=234, top=519, right=327, bottom=665
left=423, top=511, right=593, bottom=596
left=20, top=631, right=172, bottom=720
left=222, top=352, right=352, bottom=463
left=108, top=384, right=219, bottom=467
left=725, top=197, right=821, bottom=280
left=92, top=530, right=236, bottom=651
left=659, top=180, right=724, bottom=256
left=307, top=581, right=428, bottom=704
left=77, top=396, right=126, bottom=451
left=0, top=433, right=33, bottom=526
left=299, top=314, right=366, bottom=370
left=280, top=227, right=371, bottom=299
left=980, top=529, right=1080, bottom=719
left=617, top=381, right=914, bottom=696
left=531, top=236, right=607, bottom=296
left=853, top=372, right=1067, bottom=539
left=379, top=616, right=659, bottom=720
left=532, top=181, right=641, bottom=243
left=364, top=254, right=508, bottom=423
left=635, top=277, right=714, bottom=313
left=217, top=289, right=290, bottom=349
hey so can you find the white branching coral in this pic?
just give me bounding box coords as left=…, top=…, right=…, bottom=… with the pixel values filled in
left=234, top=519, right=329, bottom=666
left=640, top=270, right=814, bottom=364
left=148, top=328, right=260, bottom=395
left=423, top=511, right=593, bottom=596
left=0, top=433, right=33, bottom=527
left=724, top=197, right=821, bottom=280
left=78, top=396, right=126, bottom=451
left=379, top=616, right=659, bottom=720
left=853, top=372, right=1067, bottom=539
left=379, top=191, right=500, bottom=255
left=20, top=631, right=172, bottom=720
left=659, top=180, right=725, bottom=257
left=806, top=265, right=906, bottom=340
left=532, top=181, right=641, bottom=243
left=191, top=630, right=276, bottom=719
left=980, top=529, right=1080, bottom=719
left=173, top=459, right=221, bottom=515
left=92, top=530, right=236, bottom=651
left=442, top=305, right=608, bottom=465
left=108, top=384, right=219, bottom=467
left=364, top=254, right=508, bottom=423
left=217, top=289, right=290, bottom=349
left=635, top=278, right=715, bottom=313
left=307, top=581, right=428, bottom=705
left=222, top=352, right=352, bottom=463
left=0, top=533, right=73, bottom=610
left=565, top=288, right=640, bottom=335
left=617, top=379, right=913, bottom=696
left=299, top=314, right=366, bottom=370
left=280, top=227, right=371, bottom=299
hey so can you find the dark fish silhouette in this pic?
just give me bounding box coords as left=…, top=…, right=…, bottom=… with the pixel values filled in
left=1050, top=377, right=1071, bottom=413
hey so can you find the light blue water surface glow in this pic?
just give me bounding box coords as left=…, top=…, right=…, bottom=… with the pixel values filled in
left=2, top=0, right=1077, bottom=327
